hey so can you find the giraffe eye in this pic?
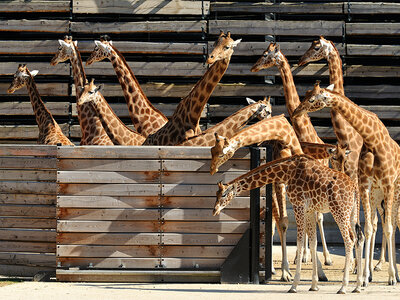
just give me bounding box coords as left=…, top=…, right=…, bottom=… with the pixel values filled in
left=225, top=46, right=230, bottom=50
left=309, top=98, right=315, bottom=103
left=314, top=46, right=320, bottom=51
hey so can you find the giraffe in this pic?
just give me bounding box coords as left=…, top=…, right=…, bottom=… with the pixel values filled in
left=178, top=97, right=271, bottom=146
left=86, top=35, right=168, bottom=137
left=299, top=36, right=393, bottom=282
left=250, top=42, right=333, bottom=268
left=214, top=154, right=364, bottom=294
left=76, top=79, right=145, bottom=145
left=7, top=64, right=73, bottom=146
left=293, top=81, right=400, bottom=285
left=50, top=36, right=113, bottom=145
left=142, top=31, right=241, bottom=146
left=210, top=114, right=331, bottom=281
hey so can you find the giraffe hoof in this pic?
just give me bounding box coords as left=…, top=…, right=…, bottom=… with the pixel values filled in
left=352, top=287, right=361, bottom=293
left=337, top=289, right=346, bottom=294
left=374, top=264, right=383, bottom=272
left=362, top=281, right=368, bottom=288
left=288, top=288, right=297, bottom=293
left=309, top=286, right=319, bottom=292
left=318, top=274, right=328, bottom=282
left=324, top=261, right=333, bottom=266
left=368, top=275, right=372, bottom=283
left=396, top=276, right=400, bottom=283
left=388, top=279, right=396, bottom=286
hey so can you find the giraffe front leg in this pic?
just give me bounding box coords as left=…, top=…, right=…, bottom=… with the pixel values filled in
left=306, top=211, right=319, bottom=292
left=359, top=181, right=372, bottom=287
left=374, top=202, right=386, bottom=271
left=317, top=212, right=333, bottom=266
left=289, top=206, right=305, bottom=293
left=383, top=185, right=396, bottom=286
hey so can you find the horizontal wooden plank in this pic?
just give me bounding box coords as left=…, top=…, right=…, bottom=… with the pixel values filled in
left=161, top=184, right=253, bottom=197
left=57, top=245, right=160, bottom=257
left=0, top=20, right=69, bottom=33
left=162, top=221, right=249, bottom=234
left=0, top=205, right=55, bottom=218
left=209, top=20, right=344, bottom=36
left=57, top=171, right=160, bottom=184
left=57, top=257, right=160, bottom=269
left=0, top=253, right=55, bottom=267
left=57, top=220, right=159, bottom=233
left=0, top=157, right=56, bottom=170
left=347, top=44, right=400, bottom=56
left=0, top=229, right=55, bottom=242
left=0, top=264, right=54, bottom=277
left=0, top=145, right=57, bottom=157
left=162, top=159, right=249, bottom=173
left=211, top=2, right=343, bottom=14
left=161, top=258, right=223, bottom=269
left=57, top=159, right=160, bottom=172
left=349, top=2, right=400, bottom=14
left=57, top=232, right=161, bottom=245
left=162, top=233, right=242, bottom=246
left=0, top=217, right=56, bottom=229
left=0, top=194, right=55, bottom=205
left=56, top=269, right=219, bottom=282
left=161, top=209, right=249, bottom=221
left=56, top=146, right=251, bottom=159
left=0, top=125, right=66, bottom=140
left=347, top=23, right=400, bottom=35
left=71, top=20, right=206, bottom=34
left=56, top=195, right=253, bottom=209
left=57, top=208, right=160, bottom=221
left=0, top=241, right=55, bottom=253
left=161, top=171, right=251, bottom=185
left=0, top=169, right=56, bottom=182
left=0, top=62, right=69, bottom=76
left=73, top=0, right=210, bottom=15
left=0, top=1, right=70, bottom=13
left=58, top=183, right=160, bottom=196
left=0, top=102, right=70, bottom=116
left=0, top=181, right=56, bottom=195
left=0, top=83, right=69, bottom=97
left=161, top=246, right=233, bottom=258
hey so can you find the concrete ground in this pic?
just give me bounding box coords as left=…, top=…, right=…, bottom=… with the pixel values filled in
left=1, top=245, right=400, bottom=300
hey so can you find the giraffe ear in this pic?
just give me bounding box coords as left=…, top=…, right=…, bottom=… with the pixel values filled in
left=345, top=150, right=352, bottom=156
left=73, top=40, right=78, bottom=47
left=94, top=40, right=103, bottom=48
left=328, top=148, right=336, bottom=154
left=94, top=84, right=103, bottom=93
left=326, top=84, right=335, bottom=91
left=30, top=70, right=39, bottom=77
left=217, top=181, right=224, bottom=189
left=246, top=97, right=256, bottom=105
left=232, top=39, right=242, bottom=48
left=58, top=39, right=70, bottom=47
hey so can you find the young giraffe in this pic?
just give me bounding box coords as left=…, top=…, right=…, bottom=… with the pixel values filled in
left=7, top=64, right=73, bottom=146
left=214, top=154, right=363, bottom=294
left=86, top=35, right=168, bottom=137
left=76, top=79, right=145, bottom=145
left=50, top=36, right=113, bottom=145
left=250, top=43, right=333, bottom=268
left=293, top=81, right=400, bottom=285
left=178, top=97, right=271, bottom=146
left=143, top=31, right=241, bottom=146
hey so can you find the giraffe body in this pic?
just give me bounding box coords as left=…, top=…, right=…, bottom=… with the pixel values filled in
left=86, top=36, right=168, bottom=137
left=7, top=64, right=73, bottom=146
left=178, top=97, right=271, bottom=146
left=77, top=79, right=145, bottom=145
left=293, top=82, right=400, bottom=285
left=51, top=36, right=113, bottom=145
left=214, top=154, right=363, bottom=294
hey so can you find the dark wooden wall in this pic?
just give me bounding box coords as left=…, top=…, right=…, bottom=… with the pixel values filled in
left=1, top=1, right=400, bottom=143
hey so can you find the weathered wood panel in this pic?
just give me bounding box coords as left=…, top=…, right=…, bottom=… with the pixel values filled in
left=0, top=145, right=57, bottom=157
left=0, top=241, right=55, bottom=253
left=57, top=233, right=161, bottom=245
left=57, top=220, right=159, bottom=232
left=57, top=208, right=160, bottom=221
left=0, top=205, right=55, bottom=218
left=347, top=23, right=400, bottom=35
left=0, top=194, right=55, bottom=205
left=73, top=0, right=210, bottom=15
left=0, top=20, right=69, bottom=33
left=0, top=1, right=70, bottom=13
left=0, top=229, right=55, bottom=242
left=0, top=253, right=55, bottom=267
left=0, top=62, right=69, bottom=76
left=0, top=83, right=69, bottom=96
left=0, top=170, right=56, bottom=182
left=0, top=217, right=56, bottom=229
left=0, top=102, right=70, bottom=116
left=58, top=257, right=160, bottom=269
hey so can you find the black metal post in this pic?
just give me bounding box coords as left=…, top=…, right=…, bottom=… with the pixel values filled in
left=264, top=145, right=274, bottom=282
left=250, top=147, right=261, bottom=284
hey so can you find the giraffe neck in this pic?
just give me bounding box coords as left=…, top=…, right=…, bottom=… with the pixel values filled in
left=330, top=94, right=385, bottom=147
left=70, top=45, right=87, bottom=98
left=175, top=58, right=230, bottom=126
left=232, top=116, right=304, bottom=155
left=229, top=155, right=298, bottom=195
left=326, top=46, right=344, bottom=94
left=278, top=57, right=322, bottom=144
left=25, top=76, right=58, bottom=132
left=109, top=47, right=167, bottom=137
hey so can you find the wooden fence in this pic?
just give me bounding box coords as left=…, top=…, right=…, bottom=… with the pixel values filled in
left=0, top=145, right=57, bottom=277
left=1, top=1, right=400, bottom=143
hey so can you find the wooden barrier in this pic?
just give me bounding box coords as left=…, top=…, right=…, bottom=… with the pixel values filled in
left=0, top=145, right=57, bottom=277
left=56, top=146, right=266, bottom=282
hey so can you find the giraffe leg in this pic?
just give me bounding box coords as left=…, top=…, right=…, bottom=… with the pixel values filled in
left=382, top=185, right=396, bottom=286
left=317, top=212, right=332, bottom=266
left=306, top=211, right=319, bottom=292
left=393, top=182, right=400, bottom=282
left=289, top=206, right=305, bottom=293
left=374, top=204, right=386, bottom=271
left=302, top=234, right=309, bottom=263
left=367, top=208, right=378, bottom=281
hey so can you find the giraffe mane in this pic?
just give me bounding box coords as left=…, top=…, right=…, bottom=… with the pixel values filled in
left=71, top=40, right=87, bottom=84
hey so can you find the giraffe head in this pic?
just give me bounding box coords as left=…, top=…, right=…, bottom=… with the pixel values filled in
left=50, top=35, right=78, bottom=65
left=210, top=133, right=241, bottom=175
left=207, top=31, right=241, bottom=65
left=86, top=35, right=113, bottom=65
left=328, top=143, right=352, bottom=172
left=77, top=78, right=103, bottom=106
left=246, top=96, right=272, bottom=121
left=292, top=81, right=335, bottom=118
left=250, top=42, right=283, bottom=72
left=7, top=64, right=39, bottom=93
left=213, top=181, right=237, bottom=216
left=298, top=36, right=335, bottom=66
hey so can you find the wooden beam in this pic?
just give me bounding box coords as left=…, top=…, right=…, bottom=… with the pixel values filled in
left=349, top=3, right=400, bottom=14
left=347, top=44, right=400, bottom=56
left=0, top=83, right=69, bottom=97
left=72, top=0, right=210, bottom=15
left=346, top=23, right=400, bottom=35
left=0, top=102, right=70, bottom=116
left=0, top=20, right=69, bottom=33
left=0, top=62, right=69, bottom=76
left=0, top=145, right=57, bottom=157
left=0, top=1, right=70, bottom=13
